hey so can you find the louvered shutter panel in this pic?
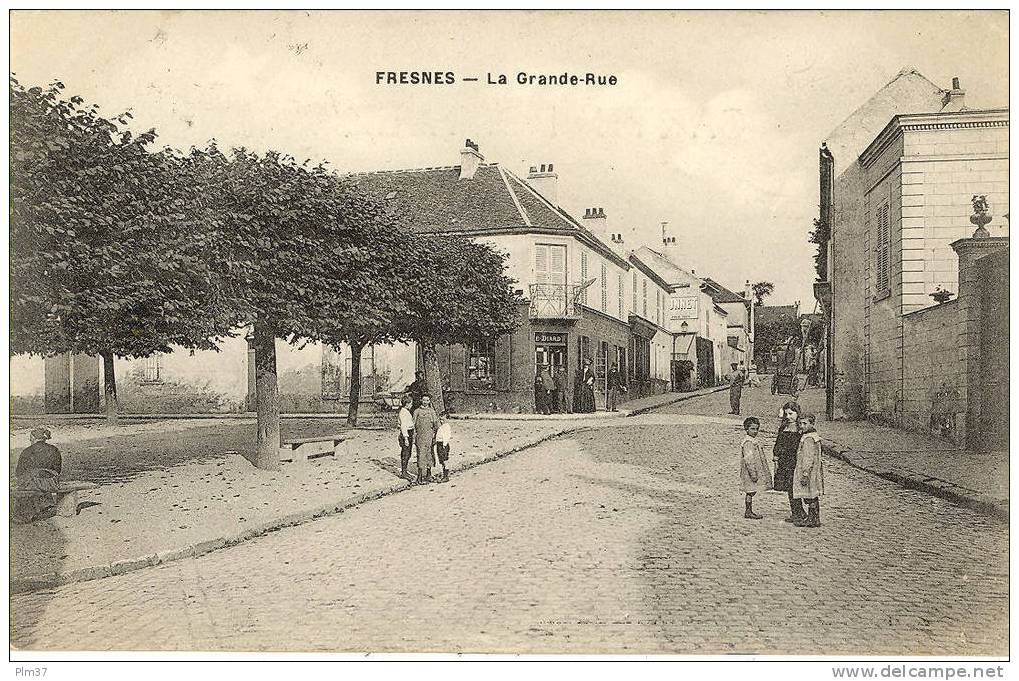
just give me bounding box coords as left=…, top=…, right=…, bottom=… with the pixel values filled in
left=632, top=272, right=638, bottom=313
left=600, top=263, right=608, bottom=311
left=580, top=252, right=589, bottom=304
left=617, top=274, right=624, bottom=317
left=549, top=245, right=566, bottom=285
left=495, top=334, right=512, bottom=391
left=876, top=204, right=890, bottom=293
left=535, top=245, right=550, bottom=284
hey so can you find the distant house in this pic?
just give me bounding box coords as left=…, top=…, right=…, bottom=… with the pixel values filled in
left=701, top=277, right=754, bottom=375
left=813, top=70, right=1008, bottom=451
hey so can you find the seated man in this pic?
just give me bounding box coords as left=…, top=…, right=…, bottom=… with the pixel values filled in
left=13, top=427, right=62, bottom=524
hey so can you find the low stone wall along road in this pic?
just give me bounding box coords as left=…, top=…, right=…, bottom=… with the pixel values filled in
left=10, top=413, right=1007, bottom=654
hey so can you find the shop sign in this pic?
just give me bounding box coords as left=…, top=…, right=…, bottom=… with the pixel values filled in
left=670, top=296, right=699, bottom=320
left=534, top=332, right=567, bottom=345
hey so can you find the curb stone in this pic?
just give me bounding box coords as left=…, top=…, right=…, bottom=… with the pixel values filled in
left=10, top=425, right=582, bottom=595
left=624, top=386, right=729, bottom=417
left=821, top=442, right=1008, bottom=522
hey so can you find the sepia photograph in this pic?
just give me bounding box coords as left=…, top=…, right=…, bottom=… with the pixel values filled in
left=6, top=7, right=1010, bottom=671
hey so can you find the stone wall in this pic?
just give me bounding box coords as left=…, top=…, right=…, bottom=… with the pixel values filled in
left=900, top=301, right=961, bottom=435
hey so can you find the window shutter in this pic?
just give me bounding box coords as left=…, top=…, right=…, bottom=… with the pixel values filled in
left=632, top=272, right=638, bottom=313
left=600, top=263, right=608, bottom=311
left=450, top=344, right=467, bottom=391
left=580, top=252, right=589, bottom=305
left=876, top=203, right=890, bottom=292
left=549, top=245, right=566, bottom=285
left=495, top=333, right=512, bottom=390
left=617, top=274, right=624, bottom=317
left=535, top=244, right=550, bottom=284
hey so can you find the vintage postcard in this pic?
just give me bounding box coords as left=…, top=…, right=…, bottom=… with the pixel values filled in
left=7, top=8, right=1010, bottom=670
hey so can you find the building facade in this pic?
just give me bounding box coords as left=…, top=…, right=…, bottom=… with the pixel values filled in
left=813, top=72, right=1009, bottom=449
left=13, top=142, right=675, bottom=415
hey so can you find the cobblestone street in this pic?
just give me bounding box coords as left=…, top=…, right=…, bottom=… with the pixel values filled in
left=10, top=412, right=1007, bottom=655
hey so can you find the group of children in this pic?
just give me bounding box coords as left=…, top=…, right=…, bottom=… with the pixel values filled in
left=397, top=393, right=454, bottom=485
left=739, top=401, right=824, bottom=528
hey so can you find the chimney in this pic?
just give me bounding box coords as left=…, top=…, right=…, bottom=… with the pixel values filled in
left=583, top=207, right=609, bottom=244
left=459, top=138, right=484, bottom=180
left=942, top=76, right=967, bottom=112
left=662, top=222, right=678, bottom=251
left=526, top=163, right=559, bottom=205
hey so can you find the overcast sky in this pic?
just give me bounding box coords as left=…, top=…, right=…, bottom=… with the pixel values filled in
left=11, top=10, right=1009, bottom=306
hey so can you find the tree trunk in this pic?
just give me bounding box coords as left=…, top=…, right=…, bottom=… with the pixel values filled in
left=100, top=350, right=118, bottom=424
left=422, top=343, right=445, bottom=414
left=251, top=320, right=282, bottom=471
left=346, top=341, right=364, bottom=427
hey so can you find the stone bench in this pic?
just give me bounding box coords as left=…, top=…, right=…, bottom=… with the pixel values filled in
left=11, top=481, right=99, bottom=518
left=279, top=434, right=350, bottom=464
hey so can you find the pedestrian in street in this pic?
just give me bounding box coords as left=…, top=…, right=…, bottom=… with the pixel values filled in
left=729, top=363, right=746, bottom=415
left=575, top=358, right=597, bottom=413
left=792, top=413, right=824, bottom=528
left=740, top=417, right=773, bottom=520
left=534, top=369, right=547, bottom=414
left=412, top=394, right=440, bottom=484
left=13, top=427, right=62, bottom=524
left=606, top=362, right=624, bottom=412
left=406, top=371, right=427, bottom=412
left=397, top=394, right=415, bottom=481
left=554, top=365, right=572, bottom=414
left=539, top=364, right=556, bottom=415
left=771, top=401, right=806, bottom=523
left=435, top=417, right=453, bottom=483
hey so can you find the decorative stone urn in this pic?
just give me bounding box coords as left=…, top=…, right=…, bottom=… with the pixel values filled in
left=970, top=195, right=992, bottom=238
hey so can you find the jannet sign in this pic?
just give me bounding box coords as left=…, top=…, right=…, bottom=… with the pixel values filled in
left=670, top=296, right=699, bottom=320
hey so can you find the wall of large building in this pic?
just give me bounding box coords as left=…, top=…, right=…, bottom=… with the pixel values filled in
left=899, top=124, right=1010, bottom=313
left=861, top=135, right=905, bottom=423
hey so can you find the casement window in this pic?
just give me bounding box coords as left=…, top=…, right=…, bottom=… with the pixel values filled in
left=442, top=336, right=511, bottom=393
left=600, top=263, right=608, bottom=312
left=467, top=340, right=496, bottom=392
left=535, top=244, right=567, bottom=287
left=875, top=201, right=891, bottom=294
left=535, top=243, right=568, bottom=315
left=617, top=273, right=624, bottom=318
left=580, top=251, right=589, bottom=305
left=143, top=353, right=162, bottom=383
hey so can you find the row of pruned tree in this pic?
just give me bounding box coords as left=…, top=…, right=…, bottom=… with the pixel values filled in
left=10, top=77, right=522, bottom=470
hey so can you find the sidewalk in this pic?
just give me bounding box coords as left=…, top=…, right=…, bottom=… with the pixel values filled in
left=449, top=385, right=728, bottom=421
left=665, top=383, right=1008, bottom=520
left=10, top=417, right=585, bottom=593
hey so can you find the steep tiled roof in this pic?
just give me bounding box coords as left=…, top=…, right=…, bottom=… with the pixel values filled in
left=702, top=277, right=748, bottom=304
left=634, top=246, right=699, bottom=286
left=755, top=304, right=799, bottom=326
left=344, top=164, right=523, bottom=232
left=344, top=162, right=629, bottom=267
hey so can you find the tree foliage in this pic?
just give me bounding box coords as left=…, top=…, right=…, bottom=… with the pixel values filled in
left=750, top=281, right=774, bottom=307
left=10, top=77, right=230, bottom=419
left=396, top=235, right=522, bottom=413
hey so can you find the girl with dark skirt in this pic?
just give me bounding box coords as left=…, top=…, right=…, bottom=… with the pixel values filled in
left=772, top=400, right=805, bottom=523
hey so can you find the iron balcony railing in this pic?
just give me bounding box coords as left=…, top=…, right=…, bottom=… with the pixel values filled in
left=529, top=283, right=581, bottom=319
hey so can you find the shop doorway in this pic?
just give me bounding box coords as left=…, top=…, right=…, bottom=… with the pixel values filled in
left=534, top=332, right=568, bottom=370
